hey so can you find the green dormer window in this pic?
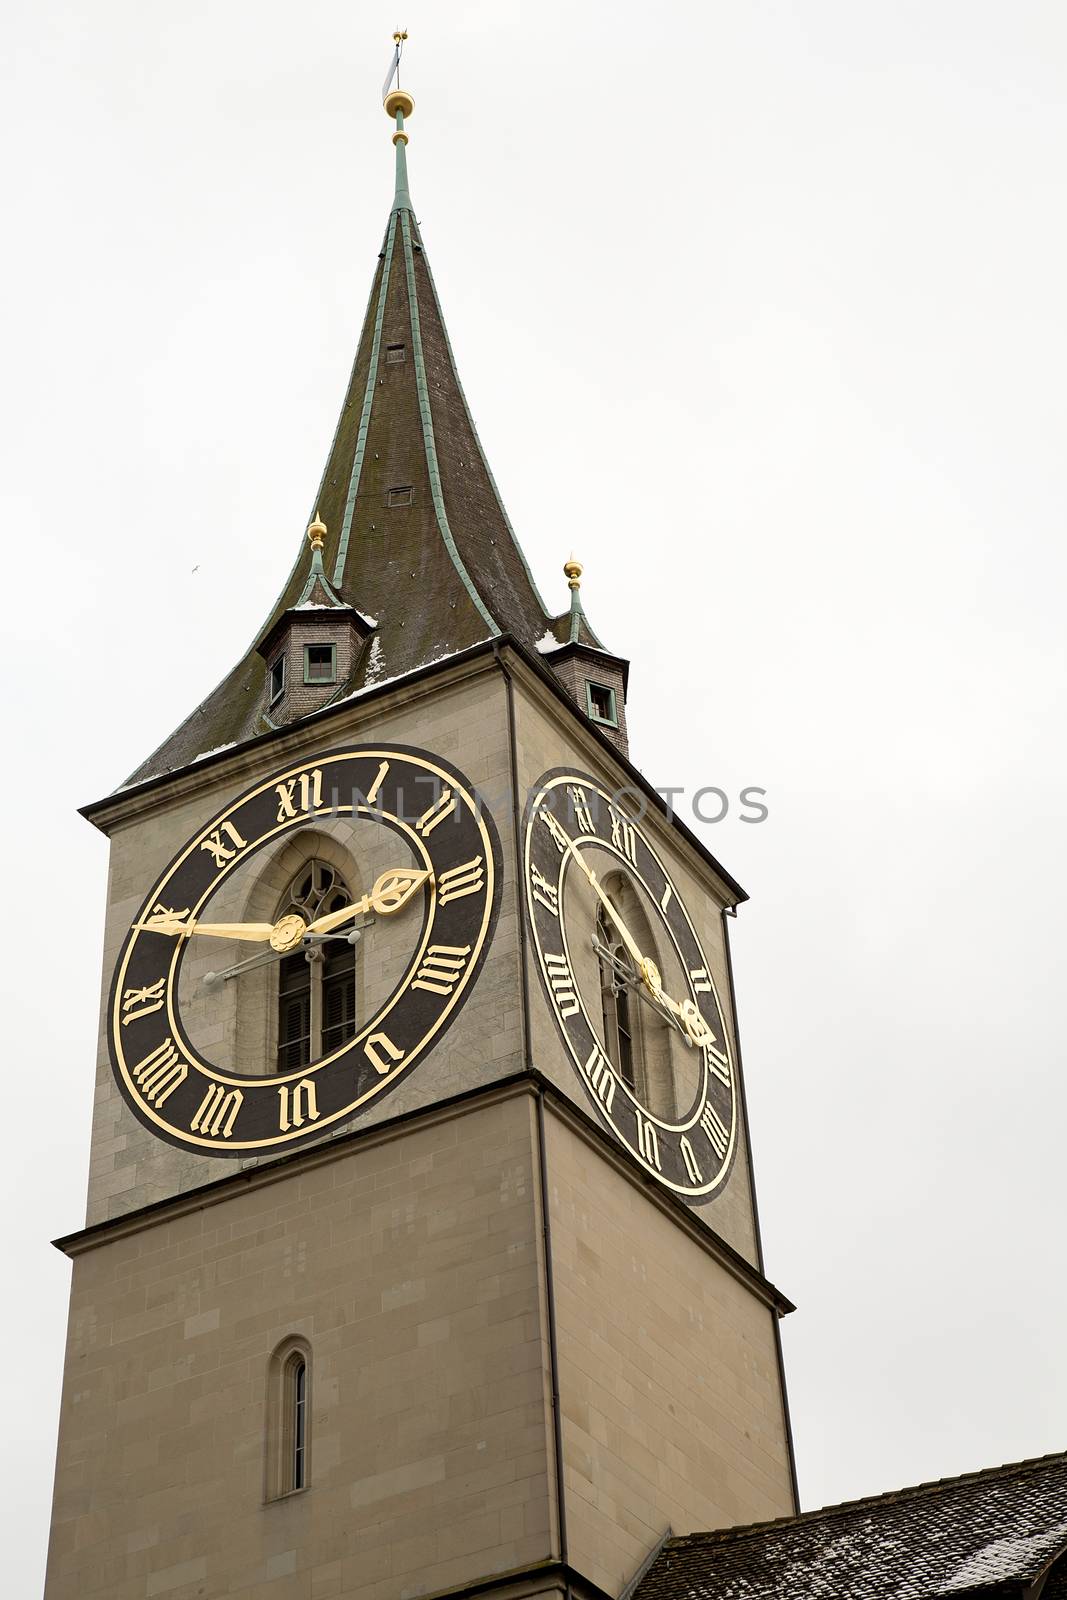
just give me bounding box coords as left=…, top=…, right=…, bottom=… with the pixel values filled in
left=586, top=681, right=618, bottom=728
left=269, top=654, right=286, bottom=706
left=304, top=644, right=337, bottom=685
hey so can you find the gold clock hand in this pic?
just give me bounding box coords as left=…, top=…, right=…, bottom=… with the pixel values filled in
left=593, top=937, right=693, bottom=1044
left=306, top=867, right=431, bottom=937
left=546, top=815, right=647, bottom=970
left=133, top=910, right=277, bottom=941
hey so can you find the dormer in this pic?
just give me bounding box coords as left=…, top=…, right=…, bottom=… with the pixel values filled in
left=540, top=559, right=630, bottom=757
left=255, top=515, right=375, bottom=726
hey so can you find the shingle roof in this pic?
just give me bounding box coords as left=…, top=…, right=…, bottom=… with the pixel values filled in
left=126, top=120, right=605, bottom=786
left=632, top=1452, right=1067, bottom=1600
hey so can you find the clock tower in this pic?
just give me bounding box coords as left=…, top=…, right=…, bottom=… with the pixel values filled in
left=43, top=72, right=797, bottom=1600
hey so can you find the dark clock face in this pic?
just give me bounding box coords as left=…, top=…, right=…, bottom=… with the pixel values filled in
left=108, top=745, right=500, bottom=1155
left=523, top=769, right=737, bottom=1200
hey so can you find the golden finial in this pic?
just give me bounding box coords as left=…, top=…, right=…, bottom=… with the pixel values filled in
left=307, top=512, right=327, bottom=552
left=564, top=555, right=583, bottom=590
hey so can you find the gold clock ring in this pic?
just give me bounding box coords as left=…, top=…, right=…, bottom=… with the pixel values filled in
left=269, top=914, right=308, bottom=953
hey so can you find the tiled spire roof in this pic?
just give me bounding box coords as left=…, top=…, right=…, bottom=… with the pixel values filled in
left=127, top=92, right=600, bottom=785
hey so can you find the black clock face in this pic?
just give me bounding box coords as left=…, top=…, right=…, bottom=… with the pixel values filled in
left=108, top=745, right=500, bottom=1155
left=523, top=769, right=737, bottom=1200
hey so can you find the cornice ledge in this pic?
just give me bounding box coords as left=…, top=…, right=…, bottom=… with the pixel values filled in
left=53, top=1067, right=794, bottom=1317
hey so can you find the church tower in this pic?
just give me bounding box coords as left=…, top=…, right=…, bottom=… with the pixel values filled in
left=43, top=63, right=797, bottom=1600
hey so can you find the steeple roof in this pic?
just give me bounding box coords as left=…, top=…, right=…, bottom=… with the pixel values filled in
left=128, top=93, right=606, bottom=786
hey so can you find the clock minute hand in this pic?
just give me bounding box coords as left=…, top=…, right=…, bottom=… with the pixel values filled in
left=547, top=815, right=647, bottom=971
left=306, top=867, right=432, bottom=937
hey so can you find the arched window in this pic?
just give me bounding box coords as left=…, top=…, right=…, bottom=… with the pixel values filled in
left=275, top=860, right=359, bottom=1070
left=266, top=1337, right=311, bottom=1500
left=595, top=873, right=675, bottom=1119
left=597, top=899, right=644, bottom=1099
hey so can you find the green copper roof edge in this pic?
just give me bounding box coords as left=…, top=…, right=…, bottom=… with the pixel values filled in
left=298, top=545, right=346, bottom=607
left=569, top=589, right=583, bottom=643
left=333, top=212, right=399, bottom=587
left=575, top=593, right=606, bottom=650
left=416, top=229, right=553, bottom=623
left=400, top=209, right=500, bottom=637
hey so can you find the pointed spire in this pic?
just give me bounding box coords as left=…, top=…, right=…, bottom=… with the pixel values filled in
left=122, top=63, right=626, bottom=786
left=296, top=513, right=346, bottom=608
left=564, top=556, right=585, bottom=643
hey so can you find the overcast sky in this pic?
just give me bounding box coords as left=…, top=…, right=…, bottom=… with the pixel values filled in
left=4, top=2, right=1067, bottom=1590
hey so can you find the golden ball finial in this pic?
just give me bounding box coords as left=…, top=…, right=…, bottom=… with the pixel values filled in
left=564, top=555, right=583, bottom=590
left=384, top=88, right=414, bottom=121
left=307, top=512, right=327, bottom=552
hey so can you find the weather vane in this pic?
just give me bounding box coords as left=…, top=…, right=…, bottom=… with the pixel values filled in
left=383, top=28, right=408, bottom=102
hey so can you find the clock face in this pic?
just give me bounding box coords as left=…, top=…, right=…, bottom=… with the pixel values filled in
left=108, top=745, right=500, bottom=1155
left=523, top=769, right=737, bottom=1199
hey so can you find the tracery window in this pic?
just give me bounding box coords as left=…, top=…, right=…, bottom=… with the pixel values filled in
left=276, top=860, right=358, bottom=1070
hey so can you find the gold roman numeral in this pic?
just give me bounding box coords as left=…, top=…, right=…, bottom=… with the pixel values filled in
left=529, top=864, right=559, bottom=918
left=679, top=1134, right=703, bottom=1185
left=610, top=808, right=637, bottom=865
left=278, top=1078, right=319, bottom=1132
left=635, top=1111, right=662, bottom=1171
left=690, top=967, right=712, bottom=993
left=438, top=857, right=484, bottom=905
left=131, top=1037, right=187, bottom=1107
left=121, top=978, right=166, bottom=1026
left=416, top=787, right=457, bottom=837
left=706, top=1042, right=731, bottom=1087
left=365, top=759, right=390, bottom=805
left=191, top=1082, right=243, bottom=1139
left=275, top=768, right=324, bottom=823
left=364, top=1030, right=404, bottom=1077
left=700, top=1101, right=730, bottom=1159
left=569, top=786, right=595, bottom=835
left=581, top=1045, right=617, bottom=1112
left=199, top=820, right=248, bottom=870
left=540, top=808, right=571, bottom=856
left=412, top=944, right=471, bottom=996
left=544, top=953, right=579, bottom=1019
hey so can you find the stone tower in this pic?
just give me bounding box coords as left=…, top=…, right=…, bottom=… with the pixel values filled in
left=43, top=71, right=797, bottom=1600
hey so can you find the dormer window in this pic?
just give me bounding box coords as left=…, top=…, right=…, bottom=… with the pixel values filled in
left=304, top=643, right=336, bottom=685
left=388, top=485, right=413, bottom=507
left=269, top=654, right=286, bottom=707
left=385, top=343, right=406, bottom=363
left=587, top=681, right=618, bottom=727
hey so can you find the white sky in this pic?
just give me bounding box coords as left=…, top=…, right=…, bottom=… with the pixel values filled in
left=4, top=2, right=1067, bottom=1590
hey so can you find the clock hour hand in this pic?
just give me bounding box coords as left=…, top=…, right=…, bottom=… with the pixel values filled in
left=593, top=936, right=696, bottom=1046
left=133, top=909, right=277, bottom=941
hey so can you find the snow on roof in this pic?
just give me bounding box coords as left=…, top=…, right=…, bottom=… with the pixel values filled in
left=631, top=1452, right=1067, bottom=1600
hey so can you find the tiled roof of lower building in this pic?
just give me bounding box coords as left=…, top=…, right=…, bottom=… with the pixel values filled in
left=632, top=1451, right=1067, bottom=1600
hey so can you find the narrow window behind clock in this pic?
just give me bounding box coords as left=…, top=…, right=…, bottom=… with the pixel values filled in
left=275, top=859, right=359, bottom=1070
left=322, top=940, right=357, bottom=1055
left=278, top=954, right=311, bottom=1071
